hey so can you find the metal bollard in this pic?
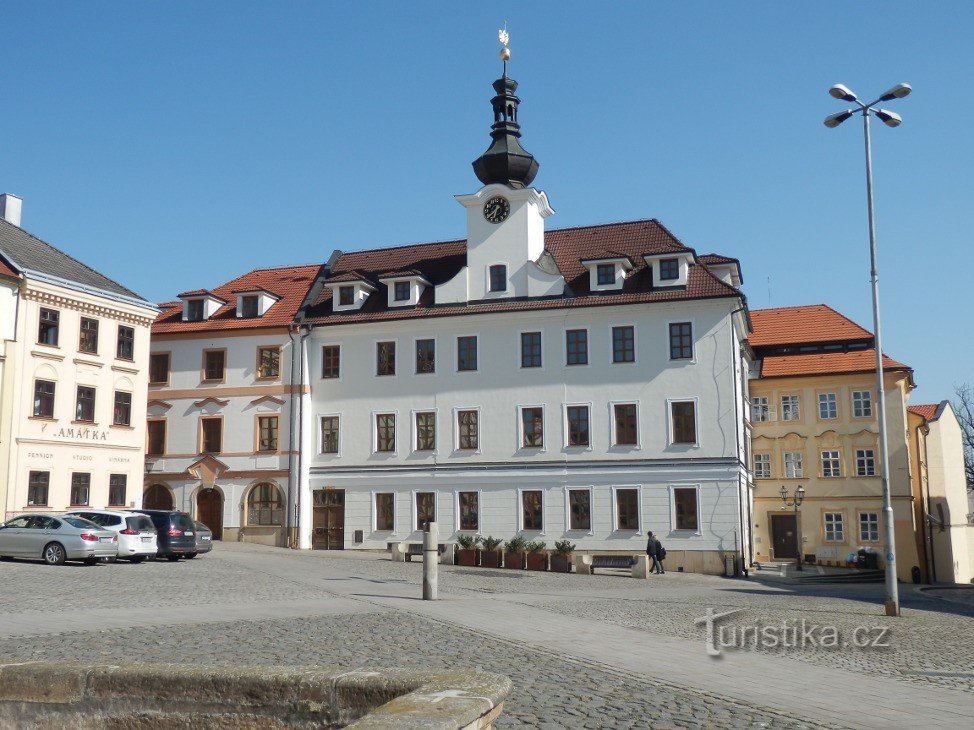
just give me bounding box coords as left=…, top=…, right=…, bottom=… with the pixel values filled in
left=423, top=522, right=438, bottom=600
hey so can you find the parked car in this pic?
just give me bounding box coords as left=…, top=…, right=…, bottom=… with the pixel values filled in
left=0, top=514, right=117, bottom=565
left=192, top=521, right=213, bottom=557
left=133, top=510, right=196, bottom=561
left=66, top=510, right=158, bottom=563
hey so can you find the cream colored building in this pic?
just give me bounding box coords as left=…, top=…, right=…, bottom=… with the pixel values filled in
left=0, top=194, right=157, bottom=518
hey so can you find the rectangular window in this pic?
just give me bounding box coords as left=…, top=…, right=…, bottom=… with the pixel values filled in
left=616, top=488, right=639, bottom=530
left=375, top=413, right=396, bottom=452
left=377, top=341, right=396, bottom=376
left=415, top=491, right=435, bottom=531
left=258, top=415, right=279, bottom=452
left=27, top=471, right=49, bottom=506
left=673, top=487, right=699, bottom=531
left=568, top=489, right=591, bottom=531
left=113, top=391, right=132, bottom=426
left=415, top=411, right=436, bottom=451
left=596, top=263, right=616, bottom=286
left=240, top=295, right=259, bottom=318
left=201, top=417, right=222, bottom=453
left=457, top=410, right=479, bottom=450
left=38, top=308, right=59, bottom=345
left=457, top=335, right=478, bottom=372
left=375, top=493, right=395, bottom=531
left=659, top=258, right=680, bottom=280
left=753, top=453, right=771, bottom=479
left=818, top=393, right=838, bottom=420
left=671, top=401, right=697, bottom=444
left=76, top=386, right=96, bottom=422
left=822, top=450, right=841, bottom=477
left=859, top=512, right=879, bottom=542
left=394, top=281, right=410, bottom=301
left=781, top=395, right=800, bottom=421
left=669, top=322, right=693, bottom=360
left=147, top=420, right=166, bottom=456
left=852, top=390, right=872, bottom=418
left=612, top=325, right=635, bottom=363
left=116, top=326, right=135, bottom=360
left=614, top=403, right=638, bottom=445
left=320, top=416, right=339, bottom=454
left=257, top=347, right=280, bottom=379
left=79, top=317, right=99, bottom=354
left=489, top=264, right=507, bottom=292
left=149, top=353, right=170, bottom=385
left=186, top=299, right=204, bottom=321
left=322, top=345, right=340, bottom=379
left=750, top=396, right=770, bottom=422
left=415, top=339, right=435, bottom=374
left=521, top=407, right=544, bottom=448
left=338, top=286, right=354, bottom=306
left=108, top=474, right=127, bottom=507
left=856, top=448, right=876, bottom=477
left=70, top=473, right=91, bottom=506
left=520, top=332, right=542, bottom=368
left=522, top=490, right=544, bottom=531
left=784, top=451, right=804, bottom=479
left=565, top=329, right=588, bottom=365
left=33, top=379, right=55, bottom=418
left=566, top=405, right=590, bottom=447
left=203, top=350, right=226, bottom=381
left=824, top=512, right=845, bottom=542
left=458, top=491, right=479, bottom=531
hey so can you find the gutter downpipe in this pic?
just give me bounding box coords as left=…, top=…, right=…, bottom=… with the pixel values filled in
left=286, top=325, right=300, bottom=548
left=919, top=423, right=937, bottom=582
left=295, top=324, right=310, bottom=550
left=730, top=304, right=750, bottom=576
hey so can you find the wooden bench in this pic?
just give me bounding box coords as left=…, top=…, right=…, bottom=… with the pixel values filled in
left=575, top=554, right=646, bottom=577
left=389, top=542, right=452, bottom=564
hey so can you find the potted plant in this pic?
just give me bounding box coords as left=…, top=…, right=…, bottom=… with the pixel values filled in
left=525, top=540, right=548, bottom=571
left=480, top=536, right=503, bottom=568
left=455, top=534, right=481, bottom=567
left=550, top=540, right=575, bottom=573
left=503, top=536, right=527, bottom=569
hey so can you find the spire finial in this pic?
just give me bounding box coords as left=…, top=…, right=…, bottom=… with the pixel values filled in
left=498, top=22, right=510, bottom=76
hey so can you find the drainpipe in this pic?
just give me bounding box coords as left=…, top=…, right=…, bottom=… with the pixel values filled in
left=286, top=325, right=299, bottom=548
left=295, top=324, right=310, bottom=549
left=919, top=423, right=936, bottom=582
left=730, top=308, right=750, bottom=576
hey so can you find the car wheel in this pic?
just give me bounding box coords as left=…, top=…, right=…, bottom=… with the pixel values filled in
left=166, top=555, right=180, bottom=562
left=43, top=543, right=67, bottom=566
left=185, top=553, right=197, bottom=559
left=130, top=556, right=145, bottom=564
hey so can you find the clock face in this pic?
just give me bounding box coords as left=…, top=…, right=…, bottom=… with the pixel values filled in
left=483, top=196, right=510, bottom=224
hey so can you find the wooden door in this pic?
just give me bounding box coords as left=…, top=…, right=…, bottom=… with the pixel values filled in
left=770, top=514, right=798, bottom=559
left=143, top=484, right=174, bottom=510
left=312, top=489, right=344, bottom=549
left=196, top=488, right=223, bottom=540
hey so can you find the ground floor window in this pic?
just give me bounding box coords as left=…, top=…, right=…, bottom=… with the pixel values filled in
left=859, top=512, right=879, bottom=542
left=673, top=486, right=699, bottom=531
left=28, top=471, right=49, bottom=506
left=374, top=493, right=394, bottom=531
left=415, top=491, right=435, bottom=531
left=521, top=490, right=543, bottom=531
left=568, top=489, right=591, bottom=531
left=615, top=488, right=639, bottom=530
left=70, top=473, right=90, bottom=506
left=108, top=474, right=127, bottom=506
left=248, top=483, right=284, bottom=526
left=824, top=512, right=844, bottom=542
left=458, top=491, right=479, bottom=531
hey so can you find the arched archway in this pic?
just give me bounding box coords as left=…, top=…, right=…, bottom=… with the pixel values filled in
left=196, top=487, right=223, bottom=539
left=246, top=482, right=284, bottom=527
left=143, top=483, right=174, bottom=510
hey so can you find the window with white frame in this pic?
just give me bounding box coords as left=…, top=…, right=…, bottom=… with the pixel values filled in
left=521, top=490, right=543, bottom=531
left=615, top=488, right=639, bottom=530
left=457, top=409, right=479, bottom=450
left=856, top=448, right=876, bottom=477
left=566, top=405, right=590, bottom=447
left=415, top=492, right=435, bottom=531
left=859, top=512, right=879, bottom=542
left=750, top=396, right=770, bottom=422
left=567, top=489, right=591, bottom=531
left=818, top=393, right=838, bottom=419
left=458, top=491, right=479, bottom=531
left=673, top=487, right=699, bottom=531
left=852, top=390, right=872, bottom=418
left=613, top=403, right=638, bottom=446
left=753, top=453, right=771, bottom=479
left=320, top=416, right=340, bottom=454
left=520, top=407, right=544, bottom=448
left=415, top=411, right=436, bottom=451
left=375, top=493, right=395, bottom=531
left=784, top=451, right=804, bottom=479
left=824, top=512, right=845, bottom=542
left=781, top=395, right=800, bottom=421
left=457, top=336, right=478, bottom=372
left=520, top=332, right=542, bottom=368
left=670, top=401, right=697, bottom=445
left=822, top=450, right=841, bottom=477
left=375, top=413, right=396, bottom=452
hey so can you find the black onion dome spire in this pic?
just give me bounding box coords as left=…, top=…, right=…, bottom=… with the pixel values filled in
left=472, top=72, right=540, bottom=189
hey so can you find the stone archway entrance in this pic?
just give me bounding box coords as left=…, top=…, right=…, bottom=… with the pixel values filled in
left=196, top=487, right=223, bottom=540
left=143, top=484, right=174, bottom=510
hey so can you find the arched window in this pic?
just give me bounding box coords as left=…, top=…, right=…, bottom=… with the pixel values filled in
left=248, top=482, right=284, bottom=526
left=143, top=483, right=174, bottom=510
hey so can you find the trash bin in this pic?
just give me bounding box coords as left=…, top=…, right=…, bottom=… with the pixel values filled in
left=856, top=548, right=879, bottom=570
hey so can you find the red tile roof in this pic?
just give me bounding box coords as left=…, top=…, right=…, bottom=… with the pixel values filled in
left=760, top=349, right=909, bottom=378
left=153, top=264, right=321, bottom=334
left=177, top=288, right=214, bottom=298
left=749, top=305, right=872, bottom=347
left=907, top=404, right=939, bottom=421
left=698, top=253, right=738, bottom=265
left=304, top=220, right=741, bottom=325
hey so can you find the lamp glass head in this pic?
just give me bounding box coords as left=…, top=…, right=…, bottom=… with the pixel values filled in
left=824, top=110, right=854, bottom=128
left=829, top=84, right=858, bottom=102
left=875, top=109, right=902, bottom=128
left=879, top=82, right=912, bottom=102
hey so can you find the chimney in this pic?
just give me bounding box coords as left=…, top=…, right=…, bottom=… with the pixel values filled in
left=0, top=194, right=22, bottom=227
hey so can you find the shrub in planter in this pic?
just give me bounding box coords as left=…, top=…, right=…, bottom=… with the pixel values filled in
left=550, top=539, right=576, bottom=573
left=480, top=536, right=503, bottom=568
left=525, top=540, right=548, bottom=571
left=455, top=533, right=481, bottom=567
left=503, top=536, right=527, bottom=569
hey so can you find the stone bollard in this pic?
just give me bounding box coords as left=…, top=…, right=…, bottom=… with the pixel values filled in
left=632, top=555, right=650, bottom=579
left=423, top=522, right=438, bottom=600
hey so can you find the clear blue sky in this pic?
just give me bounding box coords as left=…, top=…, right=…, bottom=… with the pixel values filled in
left=2, top=2, right=971, bottom=402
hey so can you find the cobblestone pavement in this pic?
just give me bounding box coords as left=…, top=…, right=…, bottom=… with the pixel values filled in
left=2, top=544, right=971, bottom=728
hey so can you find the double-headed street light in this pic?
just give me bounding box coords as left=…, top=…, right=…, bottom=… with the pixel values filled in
left=780, top=485, right=806, bottom=572
left=824, top=82, right=911, bottom=617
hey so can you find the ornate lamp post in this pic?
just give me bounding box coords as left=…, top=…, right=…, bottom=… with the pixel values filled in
left=780, top=485, right=806, bottom=571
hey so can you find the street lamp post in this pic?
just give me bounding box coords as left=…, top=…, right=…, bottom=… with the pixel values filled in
left=824, top=82, right=910, bottom=617
left=780, top=485, right=806, bottom=572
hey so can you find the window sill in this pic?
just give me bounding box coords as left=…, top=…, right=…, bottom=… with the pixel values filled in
left=111, top=424, right=134, bottom=430
left=29, top=416, right=57, bottom=422
left=148, top=382, right=170, bottom=387
left=72, top=420, right=98, bottom=426
left=201, top=379, right=226, bottom=385
left=68, top=504, right=91, bottom=508
left=255, top=376, right=281, bottom=382
left=22, top=504, right=50, bottom=509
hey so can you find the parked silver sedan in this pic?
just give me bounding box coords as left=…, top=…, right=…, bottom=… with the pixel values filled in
left=191, top=521, right=213, bottom=557
left=0, top=514, right=118, bottom=565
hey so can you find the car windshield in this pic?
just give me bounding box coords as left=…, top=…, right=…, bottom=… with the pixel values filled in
left=178, top=516, right=194, bottom=531
left=194, top=522, right=208, bottom=532
left=126, top=516, right=155, bottom=532
left=62, top=516, right=100, bottom=529
left=83, top=514, right=121, bottom=527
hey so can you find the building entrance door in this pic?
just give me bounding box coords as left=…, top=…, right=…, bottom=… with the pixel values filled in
left=143, top=484, right=174, bottom=510
left=196, top=488, right=223, bottom=540
left=312, top=489, right=345, bottom=550
left=770, top=514, right=798, bottom=559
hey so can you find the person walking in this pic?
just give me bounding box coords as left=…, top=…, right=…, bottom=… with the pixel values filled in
left=646, top=531, right=664, bottom=574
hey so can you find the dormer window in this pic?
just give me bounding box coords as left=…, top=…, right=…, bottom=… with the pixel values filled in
left=339, top=286, right=355, bottom=306
left=660, top=258, right=680, bottom=281
left=394, top=281, right=410, bottom=301
left=187, top=300, right=204, bottom=321
left=489, top=264, right=507, bottom=292
left=378, top=273, right=430, bottom=308
left=581, top=257, right=632, bottom=292
left=233, top=288, right=280, bottom=319
left=643, top=253, right=690, bottom=288
left=596, top=264, right=615, bottom=286
left=327, top=276, right=377, bottom=312
left=240, top=296, right=259, bottom=318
